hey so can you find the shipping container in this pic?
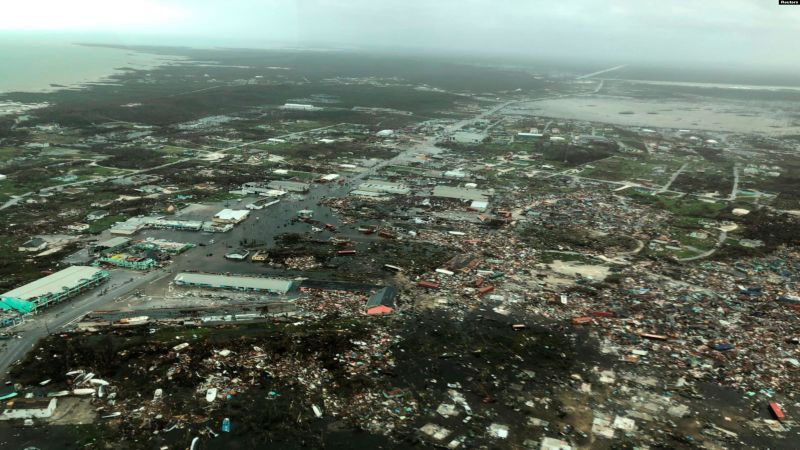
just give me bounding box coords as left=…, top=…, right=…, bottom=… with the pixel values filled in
left=769, top=402, right=785, bottom=421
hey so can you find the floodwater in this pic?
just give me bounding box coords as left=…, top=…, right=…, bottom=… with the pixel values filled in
left=514, top=95, right=800, bottom=135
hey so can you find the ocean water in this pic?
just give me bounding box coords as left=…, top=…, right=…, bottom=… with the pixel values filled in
left=0, top=37, right=167, bottom=94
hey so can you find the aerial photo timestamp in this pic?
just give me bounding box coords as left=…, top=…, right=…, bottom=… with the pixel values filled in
left=0, top=1, right=798, bottom=450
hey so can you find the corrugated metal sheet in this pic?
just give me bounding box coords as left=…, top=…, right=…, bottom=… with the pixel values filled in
left=1, top=266, right=106, bottom=302
left=174, top=273, right=293, bottom=294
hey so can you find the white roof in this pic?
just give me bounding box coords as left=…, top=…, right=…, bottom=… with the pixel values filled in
left=174, top=273, right=293, bottom=293
left=214, top=209, right=250, bottom=221
left=96, top=237, right=130, bottom=248
left=2, top=266, right=105, bottom=301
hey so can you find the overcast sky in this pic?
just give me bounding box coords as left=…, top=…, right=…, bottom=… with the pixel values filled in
left=2, top=0, right=799, bottom=69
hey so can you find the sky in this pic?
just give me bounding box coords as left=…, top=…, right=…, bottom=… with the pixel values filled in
left=1, top=0, right=799, bottom=70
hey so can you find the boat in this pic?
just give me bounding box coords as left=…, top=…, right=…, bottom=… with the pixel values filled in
left=72, top=388, right=95, bottom=396
left=47, top=390, right=70, bottom=397
left=205, top=388, right=218, bottom=402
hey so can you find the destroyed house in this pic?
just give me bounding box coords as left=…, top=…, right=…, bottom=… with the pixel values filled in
left=366, top=286, right=397, bottom=315
left=18, top=238, right=47, bottom=253
left=432, top=185, right=489, bottom=202
left=299, top=279, right=377, bottom=294
left=0, top=398, right=57, bottom=420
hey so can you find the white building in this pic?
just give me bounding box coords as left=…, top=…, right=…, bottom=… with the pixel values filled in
left=213, top=209, right=250, bottom=224
left=174, top=273, right=294, bottom=294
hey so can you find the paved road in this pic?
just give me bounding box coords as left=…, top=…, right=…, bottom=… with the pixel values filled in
left=0, top=123, right=348, bottom=212
left=0, top=269, right=167, bottom=380
left=576, top=64, right=628, bottom=80
left=0, top=103, right=504, bottom=381
left=729, top=164, right=740, bottom=201
left=678, top=230, right=728, bottom=262
left=657, top=162, right=688, bottom=194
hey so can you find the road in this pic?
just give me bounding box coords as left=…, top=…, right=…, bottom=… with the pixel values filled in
left=678, top=229, right=728, bottom=262
left=657, top=162, right=688, bottom=194
left=0, top=123, right=349, bottom=212
left=729, top=164, right=740, bottom=201
left=0, top=269, right=167, bottom=379
left=576, top=64, right=628, bottom=80
left=0, top=102, right=507, bottom=380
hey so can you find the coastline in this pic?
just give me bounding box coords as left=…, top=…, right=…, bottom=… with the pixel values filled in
left=0, top=42, right=184, bottom=96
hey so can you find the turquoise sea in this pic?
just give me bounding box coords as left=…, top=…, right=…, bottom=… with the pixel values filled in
left=0, top=35, right=166, bottom=94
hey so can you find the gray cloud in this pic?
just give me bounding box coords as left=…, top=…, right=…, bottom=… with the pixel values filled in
left=9, top=0, right=799, bottom=70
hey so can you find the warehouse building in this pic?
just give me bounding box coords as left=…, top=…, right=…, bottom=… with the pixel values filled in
left=92, top=237, right=131, bottom=255
left=174, top=273, right=294, bottom=295
left=110, top=217, right=212, bottom=235
left=0, top=266, right=109, bottom=316
left=213, top=209, right=250, bottom=224
left=267, top=180, right=310, bottom=193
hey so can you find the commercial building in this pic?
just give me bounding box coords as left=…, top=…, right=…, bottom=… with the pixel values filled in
left=449, top=131, right=485, bottom=144
left=267, top=180, right=310, bottom=193
left=93, top=237, right=131, bottom=255
left=97, top=254, right=156, bottom=270
left=110, top=217, right=212, bottom=235
left=432, top=185, right=490, bottom=202
left=516, top=132, right=544, bottom=142
left=213, top=209, right=250, bottom=224
left=0, top=266, right=109, bottom=315
left=174, top=273, right=294, bottom=295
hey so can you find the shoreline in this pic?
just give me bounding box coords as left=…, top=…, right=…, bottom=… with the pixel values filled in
left=0, top=43, right=184, bottom=96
